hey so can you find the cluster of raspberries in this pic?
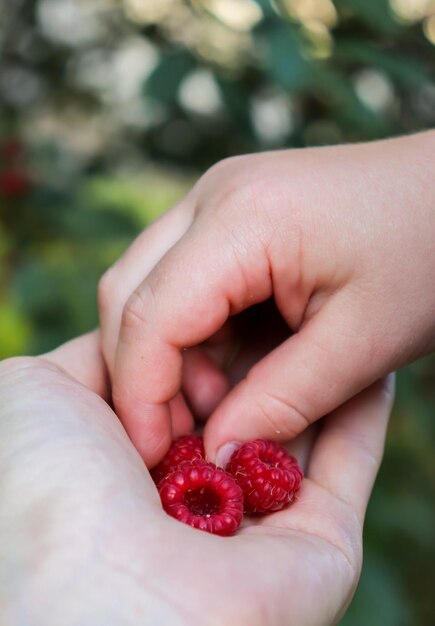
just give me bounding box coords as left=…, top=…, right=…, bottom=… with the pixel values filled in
left=152, top=435, right=303, bottom=536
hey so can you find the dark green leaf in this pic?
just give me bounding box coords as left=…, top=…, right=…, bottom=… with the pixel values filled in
left=335, top=40, right=431, bottom=88
left=256, top=18, right=311, bottom=92
left=145, top=50, right=197, bottom=105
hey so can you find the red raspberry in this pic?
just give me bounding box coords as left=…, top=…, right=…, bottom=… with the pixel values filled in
left=0, top=169, right=30, bottom=198
left=225, top=439, right=303, bottom=515
left=158, top=461, right=244, bottom=536
left=151, top=434, right=205, bottom=485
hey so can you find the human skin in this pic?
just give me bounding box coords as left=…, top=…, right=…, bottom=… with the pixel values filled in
left=0, top=333, right=394, bottom=626
left=97, top=130, right=435, bottom=468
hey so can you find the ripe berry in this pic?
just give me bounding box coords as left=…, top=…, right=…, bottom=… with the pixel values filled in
left=0, top=169, right=30, bottom=198
left=151, top=434, right=205, bottom=485
left=158, top=461, right=244, bottom=536
left=225, top=439, right=303, bottom=514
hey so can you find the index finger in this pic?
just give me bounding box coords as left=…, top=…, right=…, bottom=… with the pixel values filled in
left=112, top=221, right=272, bottom=467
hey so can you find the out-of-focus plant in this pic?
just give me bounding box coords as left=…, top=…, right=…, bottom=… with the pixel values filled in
left=0, top=134, right=191, bottom=355
left=0, top=1, right=434, bottom=624
left=1, top=0, right=434, bottom=168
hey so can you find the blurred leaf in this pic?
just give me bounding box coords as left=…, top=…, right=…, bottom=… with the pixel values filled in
left=335, top=0, right=400, bottom=35
left=13, top=256, right=99, bottom=353
left=369, top=489, right=435, bottom=548
left=252, top=0, right=274, bottom=17
left=13, top=259, right=73, bottom=318
left=145, top=50, right=197, bottom=105
left=0, top=302, right=31, bottom=358
left=335, top=40, right=431, bottom=88
left=216, top=76, right=255, bottom=136
left=309, top=66, right=391, bottom=136
left=83, top=173, right=192, bottom=226
left=256, top=18, right=311, bottom=92
left=340, top=552, right=411, bottom=626
left=59, top=206, right=139, bottom=242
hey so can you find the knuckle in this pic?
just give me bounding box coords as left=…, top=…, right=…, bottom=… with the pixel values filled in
left=202, top=155, right=245, bottom=183
left=247, top=375, right=312, bottom=439
left=121, top=289, right=147, bottom=332
left=121, top=284, right=155, bottom=334
left=197, top=156, right=253, bottom=211
left=199, top=164, right=275, bottom=249
left=98, top=266, right=118, bottom=312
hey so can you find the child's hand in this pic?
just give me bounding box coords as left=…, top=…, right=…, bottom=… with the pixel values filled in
left=97, top=131, right=435, bottom=467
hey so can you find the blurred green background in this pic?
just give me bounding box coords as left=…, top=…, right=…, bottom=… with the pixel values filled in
left=0, top=1, right=434, bottom=623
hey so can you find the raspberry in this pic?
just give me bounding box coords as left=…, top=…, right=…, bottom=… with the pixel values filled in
left=225, top=439, right=303, bottom=514
left=151, top=434, right=205, bottom=485
left=0, top=169, right=30, bottom=198
left=158, top=461, right=244, bottom=536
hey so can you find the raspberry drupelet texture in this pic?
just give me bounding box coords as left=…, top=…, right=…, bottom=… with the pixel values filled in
left=225, top=439, right=303, bottom=514
left=158, top=461, right=244, bottom=536
left=151, top=434, right=205, bottom=485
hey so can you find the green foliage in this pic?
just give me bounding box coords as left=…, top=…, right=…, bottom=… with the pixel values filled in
left=0, top=159, right=191, bottom=354
left=147, top=50, right=197, bottom=105
left=0, top=0, right=434, bottom=623
left=257, top=18, right=309, bottom=91
left=335, top=0, right=400, bottom=34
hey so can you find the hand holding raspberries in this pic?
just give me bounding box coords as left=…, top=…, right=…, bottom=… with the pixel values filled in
left=153, top=435, right=303, bottom=535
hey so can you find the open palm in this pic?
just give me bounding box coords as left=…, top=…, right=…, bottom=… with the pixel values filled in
left=0, top=333, right=393, bottom=626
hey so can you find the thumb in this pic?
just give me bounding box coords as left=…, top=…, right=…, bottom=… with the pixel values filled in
left=205, top=290, right=388, bottom=465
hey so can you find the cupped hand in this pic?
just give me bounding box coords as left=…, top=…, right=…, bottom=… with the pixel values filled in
left=97, top=131, right=434, bottom=467
left=0, top=333, right=394, bottom=625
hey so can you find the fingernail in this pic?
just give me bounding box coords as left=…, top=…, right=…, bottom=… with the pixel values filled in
left=215, top=442, right=240, bottom=468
